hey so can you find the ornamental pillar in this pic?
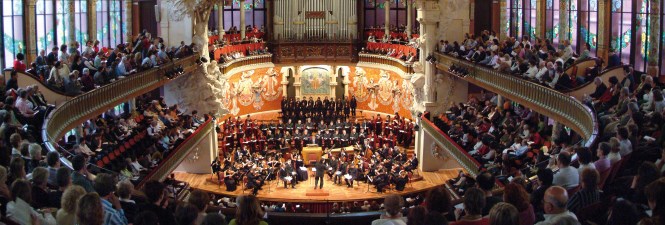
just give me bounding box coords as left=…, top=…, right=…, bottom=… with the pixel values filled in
left=384, top=0, right=391, bottom=35
left=558, top=0, right=569, bottom=42
left=499, top=0, right=508, bottom=40
left=416, top=0, right=440, bottom=106
left=537, top=0, right=546, bottom=37
left=596, top=0, right=609, bottom=62
left=240, top=0, right=246, bottom=39
left=406, top=0, right=413, bottom=37
left=218, top=3, right=225, bottom=35
left=647, top=0, right=661, bottom=77
left=25, top=0, right=38, bottom=63
left=88, top=0, right=98, bottom=42
left=67, top=0, right=76, bottom=45
left=125, top=0, right=133, bottom=43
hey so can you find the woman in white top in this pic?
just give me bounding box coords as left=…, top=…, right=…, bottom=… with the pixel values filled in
left=576, top=147, right=596, bottom=176
left=6, top=179, right=57, bottom=225
left=607, top=137, right=622, bottom=164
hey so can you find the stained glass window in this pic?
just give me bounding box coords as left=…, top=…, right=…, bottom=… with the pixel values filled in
left=97, top=0, right=124, bottom=48
left=1, top=0, right=24, bottom=68
left=56, top=0, right=68, bottom=46
left=661, top=0, right=665, bottom=76
left=223, top=0, right=266, bottom=33
left=524, top=0, right=537, bottom=39
left=75, top=0, right=88, bottom=52
left=507, top=0, right=523, bottom=38
left=36, top=0, right=56, bottom=53
left=579, top=0, right=598, bottom=56
left=609, top=0, right=632, bottom=64
left=545, top=0, right=560, bottom=46
left=566, top=0, right=578, bottom=51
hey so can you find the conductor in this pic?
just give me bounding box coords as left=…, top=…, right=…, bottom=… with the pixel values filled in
left=314, top=158, right=326, bottom=189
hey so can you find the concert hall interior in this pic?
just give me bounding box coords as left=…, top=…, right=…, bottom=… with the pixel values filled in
left=2, top=0, right=665, bottom=225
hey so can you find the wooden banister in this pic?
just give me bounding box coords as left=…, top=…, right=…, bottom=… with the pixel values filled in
left=434, top=52, right=598, bottom=148
left=42, top=55, right=199, bottom=168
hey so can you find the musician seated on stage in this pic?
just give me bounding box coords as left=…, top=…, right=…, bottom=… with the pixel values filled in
left=279, top=162, right=297, bottom=189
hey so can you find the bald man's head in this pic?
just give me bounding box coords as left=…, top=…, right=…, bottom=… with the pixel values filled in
left=543, top=186, right=568, bottom=214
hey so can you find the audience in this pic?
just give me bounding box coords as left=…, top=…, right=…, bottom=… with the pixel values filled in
left=535, top=186, right=578, bottom=225
left=552, top=152, right=579, bottom=190
left=95, top=173, right=128, bottom=225
left=56, top=185, right=86, bottom=225
left=140, top=180, right=177, bottom=225
left=6, top=179, right=57, bottom=225
left=77, top=192, right=105, bottom=225
left=229, top=195, right=268, bottom=225
left=566, top=168, right=601, bottom=213
left=451, top=187, right=488, bottom=225
left=372, top=194, right=407, bottom=225
left=487, top=202, right=519, bottom=225
left=502, top=183, right=535, bottom=225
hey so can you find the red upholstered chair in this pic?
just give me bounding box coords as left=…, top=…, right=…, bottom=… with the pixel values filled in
left=308, top=153, right=318, bottom=165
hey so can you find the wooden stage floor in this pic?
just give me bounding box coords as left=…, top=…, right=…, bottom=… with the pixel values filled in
left=173, top=169, right=461, bottom=202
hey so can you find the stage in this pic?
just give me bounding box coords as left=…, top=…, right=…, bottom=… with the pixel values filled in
left=173, top=169, right=461, bottom=203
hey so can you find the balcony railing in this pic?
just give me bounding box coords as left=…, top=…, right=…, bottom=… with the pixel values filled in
left=42, top=55, right=199, bottom=168
left=434, top=52, right=598, bottom=148
left=219, top=54, right=273, bottom=74
left=421, top=112, right=482, bottom=178
left=358, top=53, right=414, bottom=74
left=138, top=118, right=215, bottom=187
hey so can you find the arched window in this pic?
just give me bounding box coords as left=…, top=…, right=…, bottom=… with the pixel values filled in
left=1, top=0, right=24, bottom=68
left=545, top=0, right=560, bottom=46
left=565, top=0, right=578, bottom=50
left=507, top=0, right=523, bottom=38
left=223, top=0, right=266, bottom=33
left=96, top=0, right=124, bottom=48
left=36, top=0, right=56, bottom=53
left=56, top=0, right=68, bottom=46
left=506, top=0, right=538, bottom=40
left=75, top=0, right=88, bottom=51
left=364, top=0, right=386, bottom=29
left=609, top=0, right=632, bottom=64
left=578, top=0, right=598, bottom=56
left=633, top=0, right=652, bottom=72
left=524, top=0, right=537, bottom=39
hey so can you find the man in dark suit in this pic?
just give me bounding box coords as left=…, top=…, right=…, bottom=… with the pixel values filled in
left=280, top=164, right=296, bottom=189
left=315, top=159, right=326, bottom=189
left=350, top=96, right=357, bottom=116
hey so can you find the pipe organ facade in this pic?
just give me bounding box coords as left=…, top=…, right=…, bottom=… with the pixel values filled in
left=273, top=0, right=358, bottom=40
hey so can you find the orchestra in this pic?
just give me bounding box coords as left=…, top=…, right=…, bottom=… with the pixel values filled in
left=210, top=96, right=418, bottom=194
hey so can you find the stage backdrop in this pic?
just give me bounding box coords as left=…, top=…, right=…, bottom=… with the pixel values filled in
left=222, top=67, right=284, bottom=118
left=348, top=66, right=414, bottom=120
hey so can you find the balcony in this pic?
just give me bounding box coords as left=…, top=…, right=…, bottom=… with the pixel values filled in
left=433, top=52, right=598, bottom=148
left=358, top=53, right=414, bottom=74
left=42, top=55, right=199, bottom=168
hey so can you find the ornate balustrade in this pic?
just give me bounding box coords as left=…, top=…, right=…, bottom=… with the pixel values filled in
left=358, top=53, right=414, bottom=74
left=434, top=52, right=598, bottom=148
left=42, top=55, right=199, bottom=168
left=420, top=113, right=481, bottom=177
left=219, top=54, right=273, bottom=74
left=138, top=118, right=215, bottom=187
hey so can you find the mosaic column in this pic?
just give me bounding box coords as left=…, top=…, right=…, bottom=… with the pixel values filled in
left=596, top=0, right=608, bottom=62
left=537, top=0, right=546, bottom=37
left=125, top=0, right=132, bottom=43
left=240, top=0, right=246, bottom=39
left=26, top=0, right=38, bottom=63
left=558, top=0, right=569, bottom=42
left=648, top=0, right=661, bottom=76
left=88, top=0, right=98, bottom=42
left=218, top=3, right=225, bottom=35
left=499, top=0, right=508, bottom=40
left=68, top=0, right=76, bottom=45
left=385, top=0, right=391, bottom=35
left=406, top=0, right=412, bottom=37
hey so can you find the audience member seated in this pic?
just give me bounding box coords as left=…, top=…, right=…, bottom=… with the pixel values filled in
left=451, top=187, right=489, bottom=225
left=535, top=186, right=578, bottom=225
left=372, top=195, right=407, bottom=225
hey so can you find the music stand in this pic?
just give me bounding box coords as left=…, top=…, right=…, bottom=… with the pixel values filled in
left=365, top=175, right=373, bottom=193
